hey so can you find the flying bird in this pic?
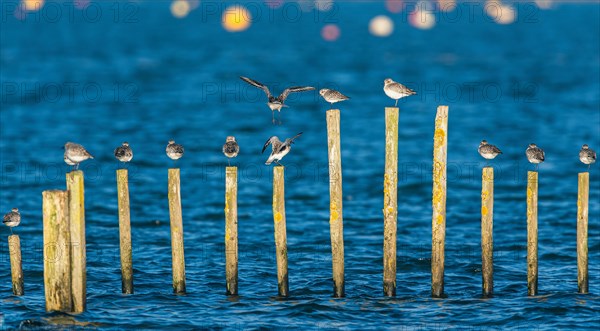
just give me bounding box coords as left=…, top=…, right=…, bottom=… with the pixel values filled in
left=3, top=208, right=20, bottom=235
left=222, top=136, right=240, bottom=167
left=240, top=76, right=315, bottom=125
left=319, top=88, right=350, bottom=107
left=64, top=142, right=93, bottom=170
left=579, top=144, right=596, bottom=170
left=262, top=132, right=303, bottom=166
left=478, top=140, right=502, bottom=166
left=114, top=142, right=133, bottom=164
left=166, top=140, right=184, bottom=165
left=383, top=78, right=416, bottom=107
left=526, top=143, right=545, bottom=171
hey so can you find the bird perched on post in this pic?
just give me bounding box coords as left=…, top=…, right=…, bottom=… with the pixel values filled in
left=64, top=142, right=93, bottom=170
left=579, top=144, right=596, bottom=170
left=478, top=140, right=502, bottom=166
left=383, top=78, right=416, bottom=107
left=262, top=132, right=303, bottom=166
left=114, top=142, right=133, bottom=165
left=3, top=208, right=20, bottom=235
left=166, top=140, right=184, bottom=166
left=240, top=76, right=315, bottom=125
left=526, top=143, right=545, bottom=171
left=222, top=136, right=240, bottom=167
left=319, top=88, right=349, bottom=107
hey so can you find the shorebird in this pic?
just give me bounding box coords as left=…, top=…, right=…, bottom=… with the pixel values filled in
left=319, top=88, right=350, bottom=107
left=166, top=140, right=184, bottom=166
left=3, top=208, right=20, bottom=235
left=114, top=142, right=133, bottom=165
left=526, top=143, right=545, bottom=171
left=240, top=76, right=315, bottom=125
left=579, top=144, right=596, bottom=170
left=222, top=136, right=240, bottom=166
left=478, top=140, right=502, bottom=166
left=262, top=132, right=303, bottom=166
left=64, top=142, right=93, bottom=170
left=383, top=78, right=416, bottom=107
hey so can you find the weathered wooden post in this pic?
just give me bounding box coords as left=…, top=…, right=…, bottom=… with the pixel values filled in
left=168, top=168, right=186, bottom=294
left=8, top=235, right=24, bottom=296
left=327, top=109, right=345, bottom=298
left=272, top=166, right=289, bottom=297
left=481, top=167, right=494, bottom=297
left=117, top=169, right=134, bottom=294
left=526, top=171, right=538, bottom=296
left=383, top=106, right=398, bottom=297
left=432, top=105, right=448, bottom=298
left=225, top=166, right=238, bottom=295
left=577, top=172, right=589, bottom=294
left=67, top=170, right=86, bottom=313
left=43, top=190, right=72, bottom=312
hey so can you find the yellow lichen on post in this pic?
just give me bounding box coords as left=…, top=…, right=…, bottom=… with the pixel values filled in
left=117, top=169, right=134, bottom=294
left=43, top=190, right=73, bottom=312
left=8, top=235, right=24, bottom=296
left=577, top=172, right=589, bottom=294
left=272, top=166, right=289, bottom=297
left=431, top=105, right=448, bottom=298
left=383, top=106, right=398, bottom=297
left=168, top=168, right=186, bottom=294
left=327, top=109, right=345, bottom=298
left=526, top=171, right=538, bottom=296
left=67, top=170, right=86, bottom=313
left=481, top=167, right=494, bottom=297
left=225, top=166, right=238, bottom=296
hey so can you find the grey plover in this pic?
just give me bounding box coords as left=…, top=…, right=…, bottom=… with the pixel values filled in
left=222, top=136, right=240, bottom=167
left=64, top=142, right=93, bottom=170
left=319, top=88, right=350, bottom=107
left=478, top=140, right=502, bottom=165
left=3, top=208, right=20, bottom=235
left=383, top=78, right=416, bottom=107
left=240, top=76, right=315, bottom=125
left=526, top=143, right=545, bottom=171
left=114, top=142, right=133, bottom=164
left=166, top=140, right=184, bottom=165
left=262, top=132, right=303, bottom=166
left=579, top=144, right=596, bottom=170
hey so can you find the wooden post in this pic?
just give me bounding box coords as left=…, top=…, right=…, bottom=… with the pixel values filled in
left=8, top=235, right=24, bottom=296
left=117, top=169, right=134, bottom=294
left=431, top=105, right=448, bottom=298
left=481, top=167, right=494, bottom=297
left=383, top=106, right=398, bottom=297
left=327, top=109, right=345, bottom=298
left=43, top=190, right=72, bottom=312
left=225, top=167, right=238, bottom=296
left=67, top=170, right=86, bottom=313
left=526, top=171, right=538, bottom=296
left=168, top=168, right=186, bottom=294
left=272, top=166, right=289, bottom=297
left=577, top=172, right=589, bottom=294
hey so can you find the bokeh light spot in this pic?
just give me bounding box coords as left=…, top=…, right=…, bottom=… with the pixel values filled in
left=385, top=0, right=403, bottom=14
left=321, top=24, right=340, bottom=41
left=409, top=9, right=436, bottom=29
left=170, top=0, right=190, bottom=19
left=369, top=15, right=394, bottom=37
left=222, top=5, right=252, bottom=32
left=22, top=0, right=44, bottom=11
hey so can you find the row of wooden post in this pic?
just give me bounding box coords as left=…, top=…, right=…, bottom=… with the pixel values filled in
left=10, top=106, right=591, bottom=313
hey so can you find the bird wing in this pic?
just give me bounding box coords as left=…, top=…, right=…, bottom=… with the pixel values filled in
left=289, top=132, right=303, bottom=144
left=491, top=145, right=502, bottom=154
left=280, top=86, right=315, bottom=102
left=240, top=76, right=271, bottom=98
left=262, top=136, right=276, bottom=154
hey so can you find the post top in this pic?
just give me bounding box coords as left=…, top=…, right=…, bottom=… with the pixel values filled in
left=384, top=107, right=399, bottom=111
left=326, top=108, right=341, bottom=113
left=68, top=170, right=84, bottom=175
left=226, top=166, right=238, bottom=171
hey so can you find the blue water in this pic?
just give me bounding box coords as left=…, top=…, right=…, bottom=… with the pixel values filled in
left=1, top=1, right=599, bottom=330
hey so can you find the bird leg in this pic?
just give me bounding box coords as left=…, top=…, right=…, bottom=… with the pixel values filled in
left=277, top=112, right=282, bottom=126
left=10, top=227, right=13, bottom=235
left=228, top=159, right=231, bottom=167
left=394, top=99, right=399, bottom=107
left=275, top=160, right=282, bottom=166
left=75, top=163, right=79, bottom=171
left=272, top=111, right=276, bottom=125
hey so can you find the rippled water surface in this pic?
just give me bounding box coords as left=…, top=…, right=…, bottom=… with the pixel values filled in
left=1, top=2, right=599, bottom=330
